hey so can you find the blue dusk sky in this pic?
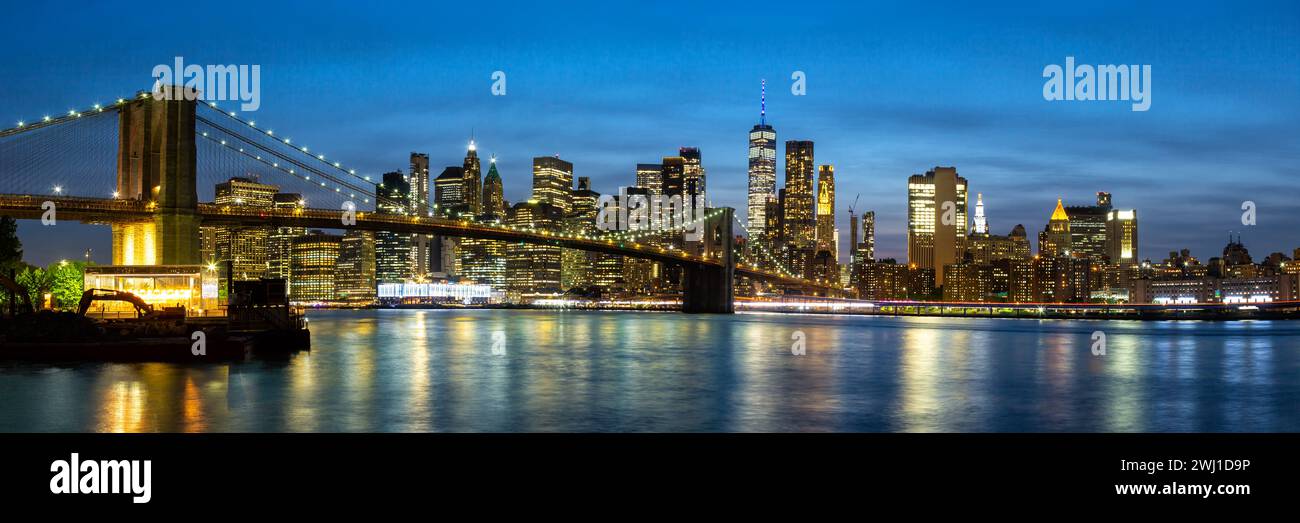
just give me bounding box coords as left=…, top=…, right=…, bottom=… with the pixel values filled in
left=0, top=0, right=1297, bottom=265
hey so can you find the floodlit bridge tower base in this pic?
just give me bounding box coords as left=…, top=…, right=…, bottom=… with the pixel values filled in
left=112, top=87, right=201, bottom=266
left=682, top=207, right=735, bottom=314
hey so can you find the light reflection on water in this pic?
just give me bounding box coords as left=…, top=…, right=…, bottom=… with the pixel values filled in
left=0, top=309, right=1297, bottom=432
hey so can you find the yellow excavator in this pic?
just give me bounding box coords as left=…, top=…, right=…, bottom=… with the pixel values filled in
left=77, top=289, right=184, bottom=319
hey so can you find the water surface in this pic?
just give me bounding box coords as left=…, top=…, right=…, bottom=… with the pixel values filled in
left=0, top=309, right=1296, bottom=432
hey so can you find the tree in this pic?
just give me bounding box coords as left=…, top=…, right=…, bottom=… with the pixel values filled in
left=47, top=260, right=87, bottom=310
left=15, top=265, right=49, bottom=309
left=0, top=216, right=21, bottom=273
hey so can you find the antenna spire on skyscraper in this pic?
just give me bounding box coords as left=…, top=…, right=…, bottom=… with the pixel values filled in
left=760, top=79, right=767, bottom=126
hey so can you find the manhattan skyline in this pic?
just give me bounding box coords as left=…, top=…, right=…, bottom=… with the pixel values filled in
left=2, top=1, right=1298, bottom=266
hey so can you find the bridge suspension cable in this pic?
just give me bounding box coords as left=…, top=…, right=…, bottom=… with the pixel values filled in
left=0, top=96, right=130, bottom=139
left=197, top=103, right=395, bottom=203
left=196, top=114, right=391, bottom=207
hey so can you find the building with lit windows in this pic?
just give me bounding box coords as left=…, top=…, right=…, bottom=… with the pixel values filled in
left=434, top=166, right=466, bottom=217
left=944, top=259, right=993, bottom=302
left=209, top=176, right=279, bottom=280
left=375, top=170, right=412, bottom=284
left=335, top=229, right=376, bottom=303
left=636, top=163, right=663, bottom=195
left=290, top=230, right=342, bottom=302
left=680, top=146, right=706, bottom=203
left=815, top=164, right=836, bottom=260
left=907, top=166, right=967, bottom=286
left=409, top=152, right=433, bottom=277
left=1039, top=198, right=1072, bottom=258
left=505, top=200, right=565, bottom=299
left=1065, top=192, right=1111, bottom=264
left=267, top=192, right=306, bottom=288
left=83, top=265, right=220, bottom=316
left=532, top=156, right=573, bottom=216
left=459, top=158, right=509, bottom=289
left=661, top=156, right=684, bottom=199
left=463, top=140, right=482, bottom=214
left=1106, top=208, right=1139, bottom=265
left=782, top=140, right=815, bottom=248
left=747, top=80, right=777, bottom=236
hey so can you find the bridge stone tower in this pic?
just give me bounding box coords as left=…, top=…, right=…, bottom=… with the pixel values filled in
left=682, top=207, right=735, bottom=313
left=112, top=87, right=201, bottom=265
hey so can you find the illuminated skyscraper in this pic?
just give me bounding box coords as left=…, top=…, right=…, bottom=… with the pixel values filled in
left=410, top=152, right=432, bottom=277
left=1106, top=209, right=1139, bottom=265
left=434, top=166, right=466, bottom=217
left=375, top=171, right=412, bottom=284
left=680, top=147, right=705, bottom=203
left=482, top=157, right=506, bottom=217
left=335, top=229, right=376, bottom=303
left=636, top=163, right=663, bottom=195
left=661, top=156, right=685, bottom=198
left=212, top=176, right=278, bottom=281
left=782, top=140, right=815, bottom=247
left=907, top=166, right=968, bottom=286
left=747, top=80, right=777, bottom=236
left=972, top=193, right=988, bottom=234
left=463, top=139, right=482, bottom=214
left=267, top=192, right=305, bottom=288
left=532, top=156, right=573, bottom=215
left=506, top=201, right=564, bottom=298
left=1040, top=198, right=1072, bottom=257
left=562, top=177, right=601, bottom=290
left=861, top=210, right=875, bottom=261
left=290, top=230, right=341, bottom=302
left=815, top=164, right=836, bottom=260
left=460, top=156, right=508, bottom=288
left=1065, top=192, right=1111, bottom=263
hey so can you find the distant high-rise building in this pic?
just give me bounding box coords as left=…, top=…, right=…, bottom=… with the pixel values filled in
left=1040, top=198, right=1072, bottom=257
left=335, top=229, right=376, bottom=303
left=212, top=176, right=278, bottom=281
left=1065, top=192, right=1111, bottom=263
left=907, top=166, right=968, bottom=286
left=463, top=140, right=482, bottom=214
left=861, top=211, right=876, bottom=262
left=972, top=193, right=988, bottom=234
left=562, top=177, right=602, bottom=290
left=636, top=163, right=664, bottom=195
left=409, top=153, right=431, bottom=214
left=680, top=147, right=705, bottom=203
left=410, top=152, right=432, bottom=277
left=434, top=166, right=466, bottom=217
left=661, top=156, right=685, bottom=198
left=532, top=156, right=573, bottom=215
left=460, top=156, right=508, bottom=288
left=747, top=80, right=777, bottom=236
left=268, top=193, right=305, bottom=289
left=1106, top=209, right=1139, bottom=265
left=506, top=201, right=564, bottom=297
left=763, top=194, right=782, bottom=245
left=482, top=157, right=506, bottom=217
left=375, top=171, right=412, bottom=284
left=968, top=224, right=1032, bottom=265
left=290, top=230, right=341, bottom=302
left=815, top=164, right=836, bottom=260
left=782, top=140, right=816, bottom=247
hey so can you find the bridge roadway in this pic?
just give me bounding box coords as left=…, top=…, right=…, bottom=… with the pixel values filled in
left=0, top=194, right=837, bottom=293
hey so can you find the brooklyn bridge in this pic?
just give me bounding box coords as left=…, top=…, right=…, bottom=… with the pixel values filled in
left=0, top=87, right=841, bottom=313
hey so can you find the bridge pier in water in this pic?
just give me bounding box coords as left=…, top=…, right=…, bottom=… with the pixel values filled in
left=682, top=207, right=735, bottom=313
left=112, top=87, right=201, bottom=265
